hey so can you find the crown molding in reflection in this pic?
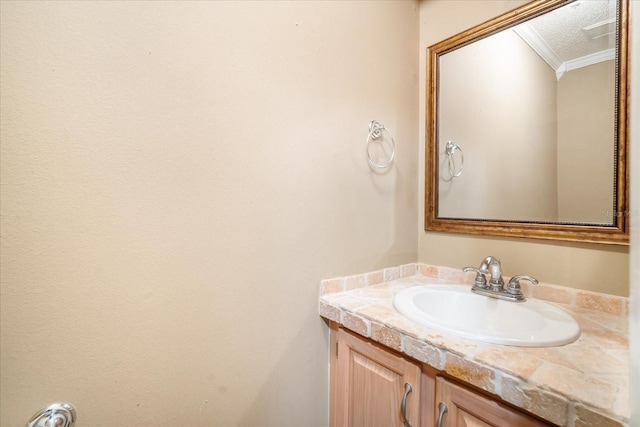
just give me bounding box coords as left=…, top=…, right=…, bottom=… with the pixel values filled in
left=514, top=23, right=615, bottom=80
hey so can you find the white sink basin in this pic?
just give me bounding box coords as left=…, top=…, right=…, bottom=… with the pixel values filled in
left=393, top=285, right=580, bottom=347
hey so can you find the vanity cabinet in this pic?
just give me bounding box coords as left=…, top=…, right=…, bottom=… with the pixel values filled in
left=330, top=325, right=551, bottom=427
left=434, top=377, right=549, bottom=427
left=332, top=327, right=421, bottom=427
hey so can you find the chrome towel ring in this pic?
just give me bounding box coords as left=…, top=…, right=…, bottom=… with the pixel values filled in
left=445, top=140, right=464, bottom=177
left=366, top=120, right=396, bottom=169
left=26, top=402, right=76, bottom=427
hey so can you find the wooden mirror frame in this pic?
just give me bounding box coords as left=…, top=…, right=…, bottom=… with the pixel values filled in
left=425, top=0, right=629, bottom=245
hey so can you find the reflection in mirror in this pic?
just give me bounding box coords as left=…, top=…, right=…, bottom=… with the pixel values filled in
left=426, top=0, right=629, bottom=244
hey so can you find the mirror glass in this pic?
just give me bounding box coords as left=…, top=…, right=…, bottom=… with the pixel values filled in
left=426, top=0, right=629, bottom=244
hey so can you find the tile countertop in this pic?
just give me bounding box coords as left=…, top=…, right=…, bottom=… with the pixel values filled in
left=318, top=263, right=630, bottom=427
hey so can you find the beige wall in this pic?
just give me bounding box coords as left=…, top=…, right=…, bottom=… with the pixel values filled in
left=438, top=29, right=558, bottom=221
left=0, top=2, right=419, bottom=426
left=419, top=0, right=629, bottom=297
left=557, top=61, right=616, bottom=223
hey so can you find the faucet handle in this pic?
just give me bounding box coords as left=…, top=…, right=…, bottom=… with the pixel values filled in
left=506, top=275, right=539, bottom=300
left=463, top=267, right=488, bottom=289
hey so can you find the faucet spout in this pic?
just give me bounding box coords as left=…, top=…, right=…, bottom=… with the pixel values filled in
left=478, top=256, right=504, bottom=291
left=488, top=259, right=502, bottom=284
left=478, top=256, right=496, bottom=271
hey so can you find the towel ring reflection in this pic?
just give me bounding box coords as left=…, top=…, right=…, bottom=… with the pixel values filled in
left=27, top=402, right=77, bottom=427
left=445, top=141, right=464, bottom=177
left=366, top=121, right=396, bottom=169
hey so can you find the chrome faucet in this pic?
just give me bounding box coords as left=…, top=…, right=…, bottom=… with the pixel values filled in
left=463, top=256, right=538, bottom=302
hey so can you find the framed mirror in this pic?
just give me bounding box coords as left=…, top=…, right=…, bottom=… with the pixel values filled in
left=425, top=0, right=629, bottom=245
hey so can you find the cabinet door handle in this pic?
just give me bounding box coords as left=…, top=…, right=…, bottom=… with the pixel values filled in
left=436, top=402, right=448, bottom=427
left=401, top=382, right=412, bottom=427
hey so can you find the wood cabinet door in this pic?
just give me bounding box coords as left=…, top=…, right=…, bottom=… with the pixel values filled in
left=435, top=377, right=550, bottom=427
left=335, top=328, right=421, bottom=427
